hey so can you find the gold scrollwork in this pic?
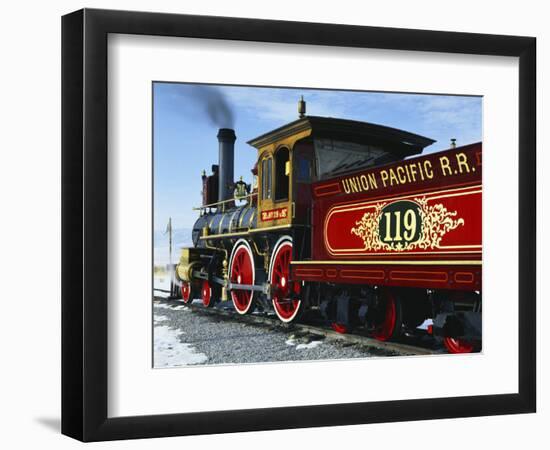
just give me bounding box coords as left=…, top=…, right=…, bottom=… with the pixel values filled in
left=351, top=197, right=464, bottom=252
left=350, top=203, right=385, bottom=251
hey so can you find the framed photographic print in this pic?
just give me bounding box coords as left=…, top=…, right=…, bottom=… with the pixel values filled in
left=61, top=8, right=536, bottom=442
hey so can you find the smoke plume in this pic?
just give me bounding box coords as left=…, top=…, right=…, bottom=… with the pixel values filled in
left=189, top=85, right=235, bottom=128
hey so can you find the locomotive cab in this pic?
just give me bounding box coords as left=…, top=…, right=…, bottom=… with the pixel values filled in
left=248, top=129, right=312, bottom=230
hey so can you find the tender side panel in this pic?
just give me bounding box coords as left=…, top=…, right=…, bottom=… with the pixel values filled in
left=294, top=143, right=482, bottom=290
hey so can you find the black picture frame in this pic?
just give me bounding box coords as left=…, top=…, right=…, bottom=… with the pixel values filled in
left=61, top=8, right=536, bottom=442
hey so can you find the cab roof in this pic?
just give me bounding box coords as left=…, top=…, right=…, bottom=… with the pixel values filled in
left=247, top=116, right=435, bottom=159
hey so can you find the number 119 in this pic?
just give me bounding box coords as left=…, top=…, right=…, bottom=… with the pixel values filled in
left=383, top=209, right=417, bottom=242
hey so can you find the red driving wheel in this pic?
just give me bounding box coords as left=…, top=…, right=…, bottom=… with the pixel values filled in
left=180, top=282, right=193, bottom=304
left=372, top=290, right=402, bottom=341
left=201, top=280, right=217, bottom=308
left=443, top=337, right=475, bottom=354
left=229, top=241, right=256, bottom=314
left=270, top=239, right=302, bottom=323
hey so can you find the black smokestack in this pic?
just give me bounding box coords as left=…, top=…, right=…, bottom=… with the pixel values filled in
left=217, top=128, right=236, bottom=202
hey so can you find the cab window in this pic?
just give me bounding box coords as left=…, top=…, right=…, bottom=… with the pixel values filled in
left=274, top=147, right=290, bottom=201
left=295, top=155, right=311, bottom=182
left=261, top=157, right=272, bottom=200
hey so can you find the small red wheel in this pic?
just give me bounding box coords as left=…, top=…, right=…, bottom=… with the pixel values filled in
left=331, top=323, right=348, bottom=334
left=443, top=337, right=475, bottom=354
left=270, top=238, right=302, bottom=323
left=180, top=282, right=193, bottom=304
left=371, top=289, right=402, bottom=341
left=201, top=280, right=218, bottom=308
left=229, top=241, right=256, bottom=314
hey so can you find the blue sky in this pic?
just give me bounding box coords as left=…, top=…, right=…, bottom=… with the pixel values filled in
left=153, top=83, right=482, bottom=231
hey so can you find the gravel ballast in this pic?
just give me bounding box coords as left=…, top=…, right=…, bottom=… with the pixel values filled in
left=153, top=299, right=397, bottom=367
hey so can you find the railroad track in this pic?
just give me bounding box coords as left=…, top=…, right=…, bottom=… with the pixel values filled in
left=153, top=296, right=441, bottom=356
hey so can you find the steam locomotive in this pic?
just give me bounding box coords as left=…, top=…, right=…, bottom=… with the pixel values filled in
left=175, top=99, right=482, bottom=354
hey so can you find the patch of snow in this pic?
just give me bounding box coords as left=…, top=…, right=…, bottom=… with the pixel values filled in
left=286, top=335, right=323, bottom=350
left=172, top=305, right=190, bottom=311
left=154, top=314, right=169, bottom=323
left=154, top=325, right=208, bottom=367
left=296, top=341, right=323, bottom=350
left=285, top=335, right=297, bottom=346
left=154, top=303, right=175, bottom=310
left=153, top=303, right=192, bottom=311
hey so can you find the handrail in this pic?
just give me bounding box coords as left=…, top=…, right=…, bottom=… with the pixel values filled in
left=193, top=192, right=258, bottom=211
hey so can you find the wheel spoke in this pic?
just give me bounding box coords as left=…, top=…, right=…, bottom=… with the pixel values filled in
left=271, top=240, right=301, bottom=322
left=230, top=243, right=255, bottom=314
left=201, top=280, right=214, bottom=307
